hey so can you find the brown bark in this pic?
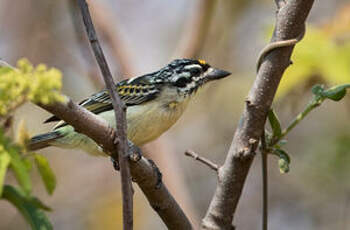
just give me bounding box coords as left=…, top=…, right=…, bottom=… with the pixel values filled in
left=202, top=1, right=315, bottom=229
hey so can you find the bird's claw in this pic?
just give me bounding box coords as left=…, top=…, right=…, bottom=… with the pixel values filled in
left=110, top=156, right=120, bottom=171
left=128, top=141, right=142, bottom=162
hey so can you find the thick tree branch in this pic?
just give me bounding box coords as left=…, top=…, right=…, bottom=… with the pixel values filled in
left=38, top=99, right=192, bottom=230
left=202, top=1, right=315, bottom=229
left=77, top=0, right=134, bottom=229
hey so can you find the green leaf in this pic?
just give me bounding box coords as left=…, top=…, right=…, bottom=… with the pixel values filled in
left=273, top=149, right=291, bottom=174
left=267, top=109, right=282, bottom=139
left=321, top=84, right=350, bottom=101
left=22, top=157, right=33, bottom=172
left=311, top=84, right=325, bottom=96
left=0, top=151, right=11, bottom=196
left=1, top=185, right=53, bottom=230
left=34, top=154, right=56, bottom=195
left=29, top=196, right=52, bottom=212
left=7, top=148, right=32, bottom=195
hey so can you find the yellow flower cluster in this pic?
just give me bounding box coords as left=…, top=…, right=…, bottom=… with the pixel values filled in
left=0, top=59, right=64, bottom=116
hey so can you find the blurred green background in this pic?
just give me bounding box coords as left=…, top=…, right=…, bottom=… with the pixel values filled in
left=1, top=0, right=350, bottom=229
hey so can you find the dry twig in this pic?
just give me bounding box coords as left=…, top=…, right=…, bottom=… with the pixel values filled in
left=185, top=150, right=219, bottom=172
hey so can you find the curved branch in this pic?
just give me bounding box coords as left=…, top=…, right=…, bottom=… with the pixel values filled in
left=38, top=99, right=192, bottom=230
left=202, top=1, right=315, bottom=229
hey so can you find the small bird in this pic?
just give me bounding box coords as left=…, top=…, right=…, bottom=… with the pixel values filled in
left=29, top=59, right=230, bottom=156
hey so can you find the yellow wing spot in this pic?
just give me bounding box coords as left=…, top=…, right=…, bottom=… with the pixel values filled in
left=168, top=102, right=178, bottom=109
left=198, top=59, right=206, bottom=65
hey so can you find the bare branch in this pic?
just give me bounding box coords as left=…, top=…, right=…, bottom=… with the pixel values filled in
left=185, top=150, right=219, bottom=172
left=202, top=1, right=315, bottom=229
left=77, top=0, right=133, bottom=228
left=38, top=99, right=193, bottom=230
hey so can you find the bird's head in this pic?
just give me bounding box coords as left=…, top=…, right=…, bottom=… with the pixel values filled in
left=118, top=59, right=231, bottom=105
left=158, top=59, right=230, bottom=95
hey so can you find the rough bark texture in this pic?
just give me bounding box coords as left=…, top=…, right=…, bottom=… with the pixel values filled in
left=202, top=1, right=315, bottom=229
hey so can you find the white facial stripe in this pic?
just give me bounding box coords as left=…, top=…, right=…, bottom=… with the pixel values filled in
left=192, top=67, right=212, bottom=82
left=206, top=67, right=214, bottom=75
left=182, top=81, right=196, bottom=91
left=127, top=77, right=137, bottom=83
left=181, top=67, right=215, bottom=92
left=193, top=74, right=204, bottom=82
left=184, top=64, right=202, bottom=70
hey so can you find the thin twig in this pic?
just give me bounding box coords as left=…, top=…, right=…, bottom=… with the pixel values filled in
left=76, top=0, right=133, bottom=229
left=260, top=130, right=268, bottom=230
left=268, top=97, right=324, bottom=148
left=185, top=150, right=219, bottom=172
left=280, top=98, right=323, bottom=140
left=202, top=1, right=315, bottom=229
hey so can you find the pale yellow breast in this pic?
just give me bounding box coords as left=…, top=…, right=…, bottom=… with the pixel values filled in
left=99, top=87, right=190, bottom=146
left=127, top=100, right=188, bottom=145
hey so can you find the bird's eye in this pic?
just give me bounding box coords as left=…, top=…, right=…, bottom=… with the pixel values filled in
left=174, top=77, right=189, bottom=87
left=191, top=68, right=201, bottom=75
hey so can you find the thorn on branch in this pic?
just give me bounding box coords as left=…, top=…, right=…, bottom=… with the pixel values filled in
left=185, top=150, right=219, bottom=172
left=245, top=97, right=252, bottom=106
left=274, top=0, right=287, bottom=10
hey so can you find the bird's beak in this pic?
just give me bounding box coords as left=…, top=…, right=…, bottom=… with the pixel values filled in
left=205, top=68, right=231, bottom=81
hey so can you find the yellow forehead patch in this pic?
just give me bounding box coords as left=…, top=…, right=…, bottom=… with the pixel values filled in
left=198, top=59, right=206, bottom=65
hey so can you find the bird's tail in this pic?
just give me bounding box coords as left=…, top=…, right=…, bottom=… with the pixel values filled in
left=28, top=131, right=63, bottom=151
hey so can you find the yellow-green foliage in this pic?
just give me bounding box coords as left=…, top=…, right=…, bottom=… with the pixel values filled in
left=276, top=27, right=350, bottom=98
left=0, top=59, right=61, bottom=229
left=0, top=58, right=64, bottom=116
left=271, top=5, right=350, bottom=98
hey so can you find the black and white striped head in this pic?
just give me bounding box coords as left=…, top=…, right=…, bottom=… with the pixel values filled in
left=119, top=59, right=230, bottom=104
left=149, top=59, right=231, bottom=96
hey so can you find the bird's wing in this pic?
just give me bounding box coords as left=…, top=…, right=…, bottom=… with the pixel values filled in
left=44, top=80, right=160, bottom=124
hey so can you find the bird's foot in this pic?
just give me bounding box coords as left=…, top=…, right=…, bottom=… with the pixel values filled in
left=128, top=141, right=142, bottom=162
left=110, top=156, right=120, bottom=171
